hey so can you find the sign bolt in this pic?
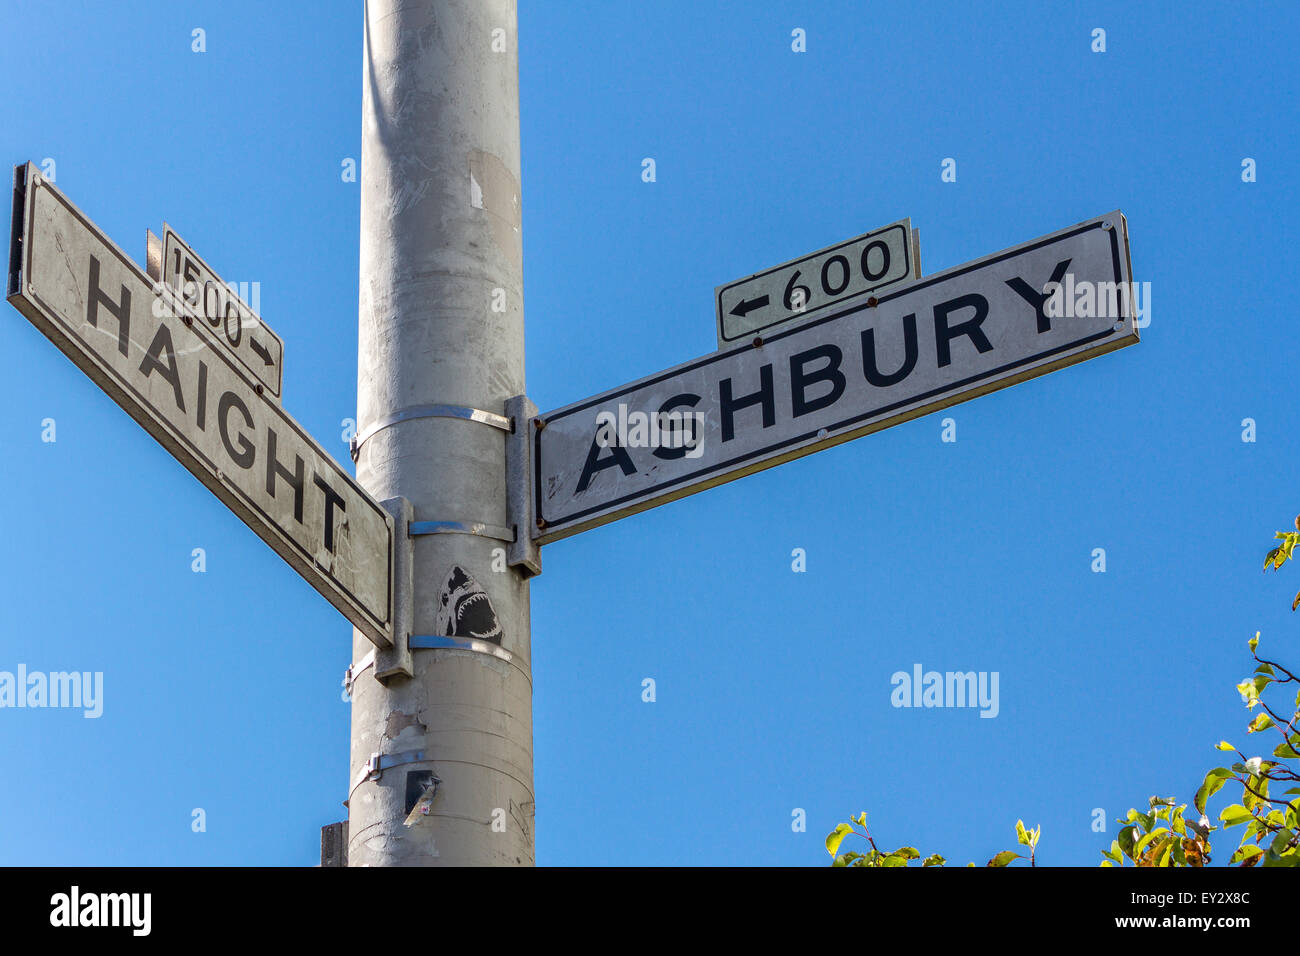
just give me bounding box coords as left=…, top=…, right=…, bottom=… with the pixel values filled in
left=866, top=296, right=879, bottom=308
left=752, top=336, right=764, bottom=348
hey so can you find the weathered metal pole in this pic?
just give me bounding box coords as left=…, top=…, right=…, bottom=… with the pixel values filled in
left=348, top=0, right=534, bottom=866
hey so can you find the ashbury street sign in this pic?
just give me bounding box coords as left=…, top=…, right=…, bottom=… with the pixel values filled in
left=6, top=165, right=394, bottom=647
left=534, top=211, right=1137, bottom=543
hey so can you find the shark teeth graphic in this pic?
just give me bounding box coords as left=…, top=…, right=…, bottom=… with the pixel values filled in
left=434, top=565, right=503, bottom=644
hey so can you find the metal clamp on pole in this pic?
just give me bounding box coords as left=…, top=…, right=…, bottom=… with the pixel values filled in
left=344, top=648, right=376, bottom=697
left=408, top=635, right=530, bottom=683
left=409, top=519, right=515, bottom=542
left=350, top=749, right=429, bottom=799
left=350, top=403, right=512, bottom=461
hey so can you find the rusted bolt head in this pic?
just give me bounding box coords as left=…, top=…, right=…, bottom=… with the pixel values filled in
left=866, top=296, right=879, bottom=308
left=752, top=336, right=764, bottom=348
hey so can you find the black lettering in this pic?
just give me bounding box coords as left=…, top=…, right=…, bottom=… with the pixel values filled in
left=933, top=294, right=993, bottom=368
left=719, top=364, right=774, bottom=442
left=196, top=361, right=209, bottom=431
left=218, top=391, right=256, bottom=469
left=789, top=344, right=845, bottom=417
left=861, top=239, right=891, bottom=281
left=313, top=473, right=347, bottom=553
left=576, top=429, right=636, bottom=493
left=651, top=393, right=702, bottom=461
left=821, top=255, right=850, bottom=296
left=1005, top=258, right=1071, bottom=333
left=861, top=313, right=919, bottom=387
left=86, top=255, right=131, bottom=357
left=266, top=428, right=305, bottom=523
left=138, top=325, right=186, bottom=413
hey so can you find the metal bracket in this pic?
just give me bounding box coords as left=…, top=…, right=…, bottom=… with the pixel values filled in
left=505, top=394, right=542, bottom=576
left=373, top=496, right=414, bottom=683
left=350, top=403, right=512, bottom=461
left=409, top=519, right=515, bottom=542
left=349, top=749, right=428, bottom=798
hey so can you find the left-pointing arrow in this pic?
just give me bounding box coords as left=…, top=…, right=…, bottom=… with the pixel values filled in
left=729, top=294, right=769, bottom=318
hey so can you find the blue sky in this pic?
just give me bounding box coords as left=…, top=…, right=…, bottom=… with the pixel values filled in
left=0, top=0, right=1296, bottom=866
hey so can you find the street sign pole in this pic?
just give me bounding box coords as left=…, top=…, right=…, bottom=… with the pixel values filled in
left=348, top=0, right=536, bottom=866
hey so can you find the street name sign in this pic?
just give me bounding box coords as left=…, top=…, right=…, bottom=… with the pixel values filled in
left=6, top=164, right=394, bottom=647
left=715, top=218, right=918, bottom=347
left=536, top=211, right=1136, bottom=543
left=162, top=224, right=285, bottom=399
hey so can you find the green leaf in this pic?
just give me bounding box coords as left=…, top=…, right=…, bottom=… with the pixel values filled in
left=1274, top=740, right=1300, bottom=760
left=881, top=854, right=907, bottom=867
left=1250, top=632, right=1261, bottom=652
left=826, top=823, right=854, bottom=857
left=1015, top=819, right=1029, bottom=846
left=1135, top=828, right=1168, bottom=856
left=1219, top=805, right=1252, bottom=827
left=987, top=850, right=1021, bottom=868
left=1230, top=844, right=1264, bottom=864
left=1248, top=713, right=1274, bottom=734
left=1155, top=836, right=1176, bottom=867
left=922, top=854, right=945, bottom=867
left=1117, top=824, right=1137, bottom=858
left=1195, top=771, right=1229, bottom=815
left=1216, top=741, right=1236, bottom=752
left=892, top=846, right=920, bottom=860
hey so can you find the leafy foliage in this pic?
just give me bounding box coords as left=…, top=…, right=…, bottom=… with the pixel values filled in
left=828, top=517, right=1300, bottom=867
left=826, top=812, right=1036, bottom=867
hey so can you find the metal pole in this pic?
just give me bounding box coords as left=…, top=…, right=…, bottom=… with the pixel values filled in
left=348, top=0, right=533, bottom=866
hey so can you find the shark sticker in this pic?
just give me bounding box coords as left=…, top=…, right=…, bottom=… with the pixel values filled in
left=434, top=566, right=504, bottom=644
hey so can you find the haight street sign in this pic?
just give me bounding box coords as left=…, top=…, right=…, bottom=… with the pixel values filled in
left=535, top=210, right=1137, bottom=543
left=714, top=218, right=919, bottom=347
left=6, top=164, right=394, bottom=647
left=162, top=224, right=286, bottom=399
